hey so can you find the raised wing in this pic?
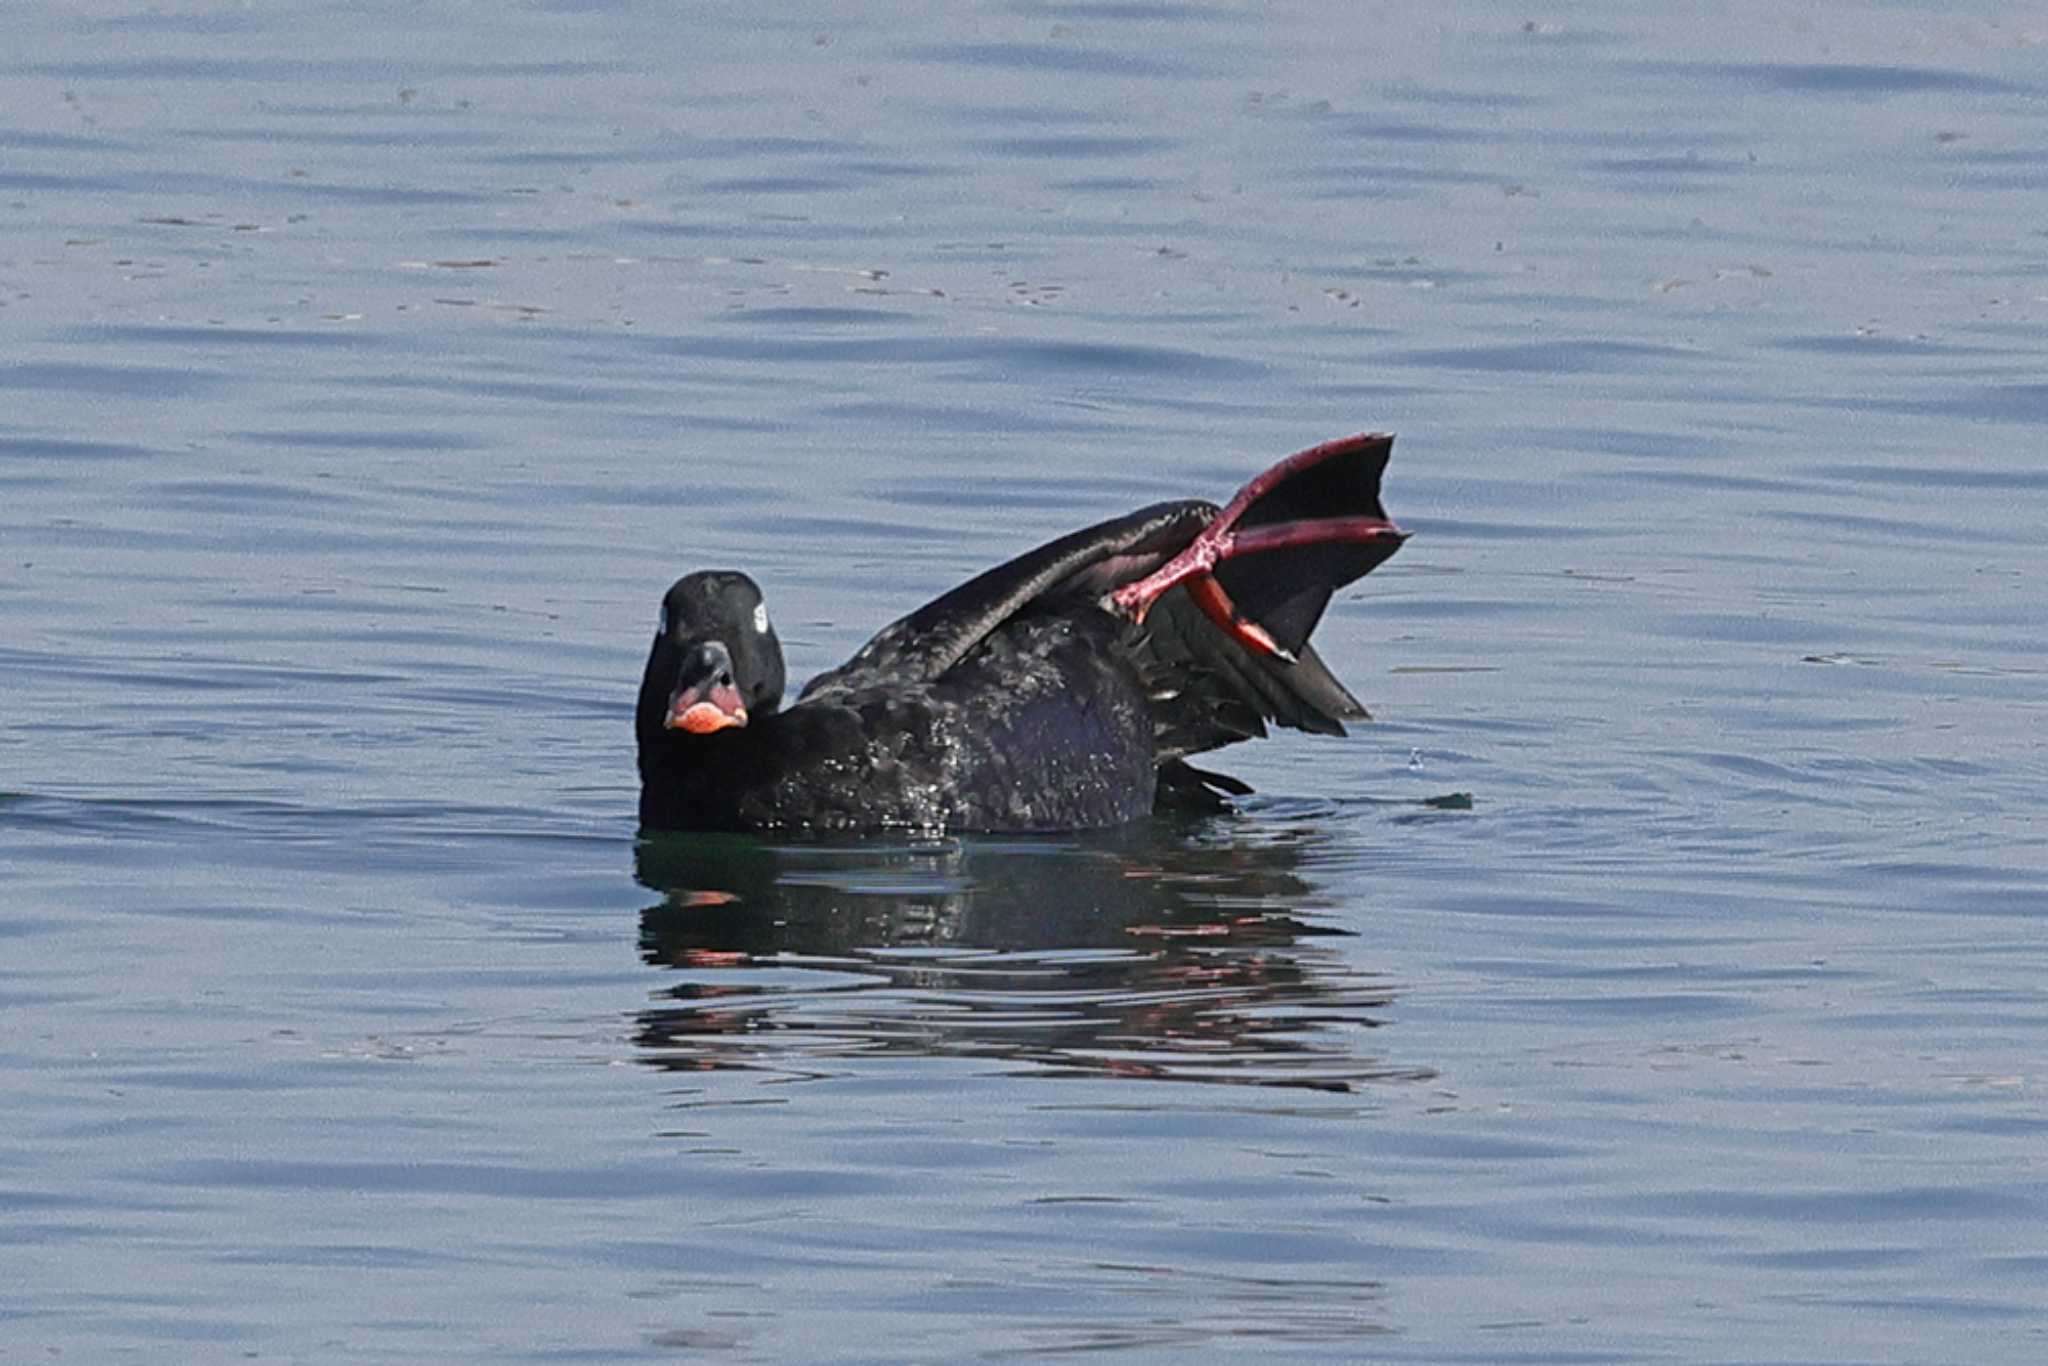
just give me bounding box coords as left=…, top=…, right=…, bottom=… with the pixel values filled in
left=801, top=499, right=1216, bottom=700
left=806, top=432, right=1408, bottom=766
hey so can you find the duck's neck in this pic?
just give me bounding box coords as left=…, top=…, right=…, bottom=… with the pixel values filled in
left=637, top=731, right=728, bottom=829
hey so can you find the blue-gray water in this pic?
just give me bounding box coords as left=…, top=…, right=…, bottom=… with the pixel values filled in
left=6, top=2, right=2046, bottom=1360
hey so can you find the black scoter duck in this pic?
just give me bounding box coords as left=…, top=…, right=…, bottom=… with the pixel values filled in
left=637, top=433, right=1406, bottom=833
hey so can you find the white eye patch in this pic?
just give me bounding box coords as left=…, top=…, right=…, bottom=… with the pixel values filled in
left=752, top=603, right=770, bottom=634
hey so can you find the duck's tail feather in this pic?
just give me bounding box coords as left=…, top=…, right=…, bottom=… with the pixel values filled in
left=1155, top=757, right=1255, bottom=813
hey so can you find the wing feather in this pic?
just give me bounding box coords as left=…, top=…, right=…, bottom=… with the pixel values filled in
left=802, top=500, right=1214, bottom=700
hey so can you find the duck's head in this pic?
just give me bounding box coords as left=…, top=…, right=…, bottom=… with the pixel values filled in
left=638, top=571, right=786, bottom=740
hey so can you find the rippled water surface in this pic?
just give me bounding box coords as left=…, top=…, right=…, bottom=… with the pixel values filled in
left=6, top=2, right=2046, bottom=1359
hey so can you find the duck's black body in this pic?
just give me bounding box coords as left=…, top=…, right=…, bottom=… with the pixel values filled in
left=637, top=433, right=1407, bottom=834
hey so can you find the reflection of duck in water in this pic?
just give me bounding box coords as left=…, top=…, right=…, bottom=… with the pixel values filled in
left=631, top=833, right=1432, bottom=1093
left=636, top=435, right=1406, bottom=834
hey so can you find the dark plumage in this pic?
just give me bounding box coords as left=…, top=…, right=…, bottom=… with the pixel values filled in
left=636, top=433, right=1407, bottom=834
